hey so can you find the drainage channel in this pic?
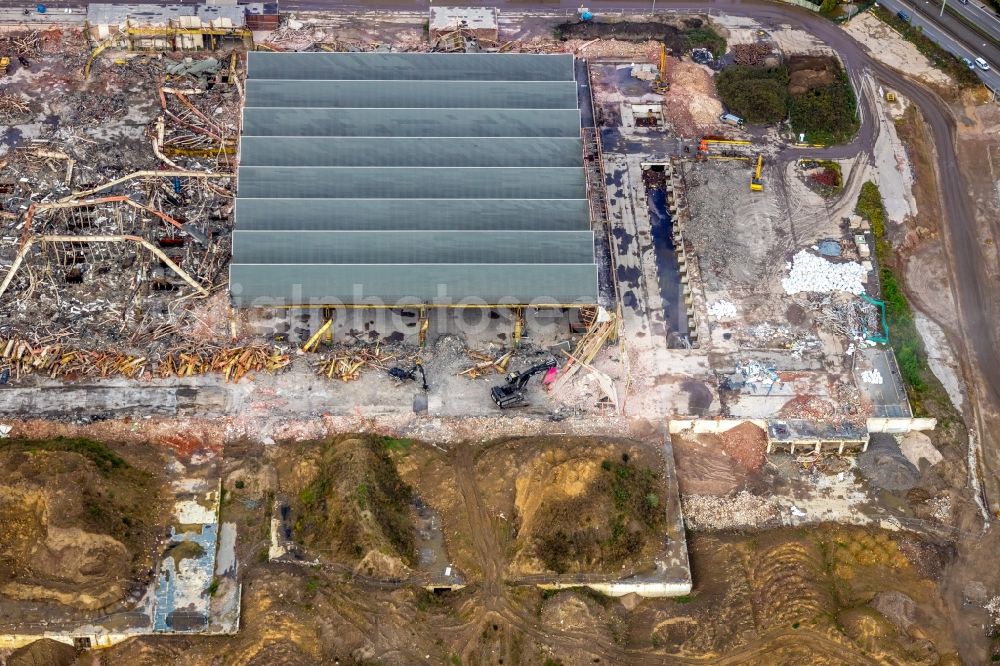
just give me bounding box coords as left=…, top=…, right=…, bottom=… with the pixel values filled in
left=644, top=163, right=691, bottom=348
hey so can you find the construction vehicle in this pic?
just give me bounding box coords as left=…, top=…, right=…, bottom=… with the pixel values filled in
left=698, top=137, right=753, bottom=160
left=719, top=113, right=745, bottom=127
left=388, top=362, right=428, bottom=391
left=654, top=44, right=669, bottom=93
left=0, top=57, right=9, bottom=76
left=491, top=359, right=556, bottom=409
left=750, top=154, right=764, bottom=191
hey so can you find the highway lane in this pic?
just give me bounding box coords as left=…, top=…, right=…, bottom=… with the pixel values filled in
left=877, top=0, right=1000, bottom=90
left=946, top=0, right=1000, bottom=42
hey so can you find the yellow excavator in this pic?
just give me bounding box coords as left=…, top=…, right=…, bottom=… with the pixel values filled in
left=654, top=44, right=669, bottom=93
left=750, top=154, right=764, bottom=191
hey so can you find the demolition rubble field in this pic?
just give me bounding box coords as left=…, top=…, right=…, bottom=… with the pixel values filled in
left=1, top=7, right=997, bottom=665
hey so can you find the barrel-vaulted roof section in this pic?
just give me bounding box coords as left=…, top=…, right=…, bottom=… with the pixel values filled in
left=244, top=80, right=579, bottom=109
left=245, top=52, right=575, bottom=81
left=241, top=108, right=582, bottom=138
left=232, top=52, right=597, bottom=307
left=233, top=199, right=591, bottom=232
left=239, top=137, right=585, bottom=168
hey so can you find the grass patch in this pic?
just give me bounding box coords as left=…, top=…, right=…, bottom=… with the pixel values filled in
left=294, top=436, right=415, bottom=565
left=0, top=436, right=126, bottom=475
left=716, top=65, right=790, bottom=123
left=684, top=26, right=727, bottom=58
left=715, top=61, right=858, bottom=143
left=870, top=6, right=981, bottom=88
left=788, top=68, right=858, bottom=144
left=534, top=456, right=666, bottom=574
left=379, top=436, right=414, bottom=453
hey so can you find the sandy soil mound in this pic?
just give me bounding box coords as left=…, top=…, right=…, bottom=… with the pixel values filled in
left=279, top=436, right=415, bottom=569
left=664, top=58, right=724, bottom=135
left=7, top=638, right=77, bottom=666
left=0, top=438, right=164, bottom=610
left=475, top=437, right=669, bottom=575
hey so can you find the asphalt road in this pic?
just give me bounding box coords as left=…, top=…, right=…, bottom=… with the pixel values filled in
left=946, top=0, right=1000, bottom=43
left=877, top=0, right=1000, bottom=90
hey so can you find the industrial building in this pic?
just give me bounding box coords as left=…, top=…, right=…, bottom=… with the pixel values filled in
left=84, top=2, right=274, bottom=50
left=231, top=52, right=599, bottom=309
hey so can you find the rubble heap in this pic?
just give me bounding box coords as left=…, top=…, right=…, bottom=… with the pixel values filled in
left=782, top=250, right=868, bottom=295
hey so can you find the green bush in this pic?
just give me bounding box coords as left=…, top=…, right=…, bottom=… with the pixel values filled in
left=684, top=26, right=727, bottom=58
left=788, top=69, right=858, bottom=144
left=854, top=182, right=938, bottom=411
left=855, top=181, right=887, bottom=239
left=715, top=65, right=790, bottom=123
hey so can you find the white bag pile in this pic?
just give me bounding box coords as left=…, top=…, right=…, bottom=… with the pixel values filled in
left=781, top=250, right=868, bottom=295
left=708, top=300, right=737, bottom=318
left=861, top=368, right=883, bottom=385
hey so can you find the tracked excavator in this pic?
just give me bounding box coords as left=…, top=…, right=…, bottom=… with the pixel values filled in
left=491, top=359, right=556, bottom=409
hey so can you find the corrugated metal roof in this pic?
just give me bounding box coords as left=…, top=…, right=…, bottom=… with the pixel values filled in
left=241, top=108, right=582, bottom=138
left=232, top=231, right=595, bottom=264
left=233, top=53, right=597, bottom=306
left=244, top=80, right=578, bottom=109
left=239, top=137, right=584, bottom=168
left=246, top=52, right=574, bottom=81
left=237, top=167, right=587, bottom=199
left=233, top=199, right=592, bottom=231
left=230, top=264, right=599, bottom=305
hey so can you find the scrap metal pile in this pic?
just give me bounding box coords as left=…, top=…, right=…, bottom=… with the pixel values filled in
left=809, top=294, right=884, bottom=343
left=0, top=335, right=289, bottom=383
left=312, top=344, right=407, bottom=382
left=459, top=349, right=513, bottom=378
left=1, top=173, right=234, bottom=345
left=732, top=43, right=773, bottom=66
left=1, top=30, right=241, bottom=354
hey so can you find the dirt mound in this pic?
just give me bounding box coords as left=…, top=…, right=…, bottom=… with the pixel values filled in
left=539, top=590, right=616, bottom=640
left=786, top=55, right=838, bottom=95
left=664, top=58, right=725, bottom=135
left=0, top=438, right=164, bottom=609
left=280, top=436, right=414, bottom=568
left=720, top=422, right=767, bottom=471
left=871, top=590, right=917, bottom=631
left=7, top=638, right=77, bottom=666
left=555, top=18, right=689, bottom=52
left=747, top=540, right=834, bottom=630
left=858, top=435, right=920, bottom=491
left=354, top=549, right=411, bottom=580
left=475, top=437, right=669, bottom=575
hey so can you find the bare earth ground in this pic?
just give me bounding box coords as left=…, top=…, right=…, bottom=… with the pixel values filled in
left=842, top=13, right=953, bottom=89
left=66, top=525, right=962, bottom=665
left=0, top=439, right=168, bottom=619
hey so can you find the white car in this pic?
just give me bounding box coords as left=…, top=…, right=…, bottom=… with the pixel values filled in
left=975, top=57, right=991, bottom=71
